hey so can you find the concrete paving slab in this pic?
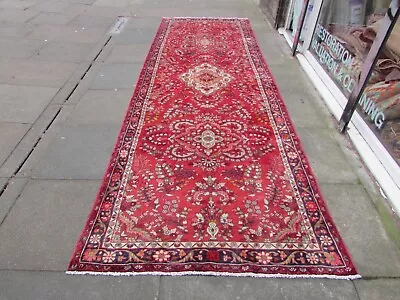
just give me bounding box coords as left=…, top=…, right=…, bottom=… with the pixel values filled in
left=148, top=0, right=251, bottom=8
left=268, top=61, right=311, bottom=93
left=28, top=25, right=107, bottom=44
left=0, top=59, right=78, bottom=88
left=0, top=178, right=28, bottom=225
left=66, top=89, right=132, bottom=125
left=0, top=9, right=38, bottom=23
left=135, top=0, right=259, bottom=12
left=94, top=0, right=141, bottom=7
left=65, top=4, right=125, bottom=18
left=355, top=279, right=400, bottom=300
left=0, top=37, right=44, bottom=58
left=124, top=17, right=162, bottom=29
left=0, top=105, right=62, bottom=178
left=112, top=28, right=157, bottom=45
left=0, top=270, right=160, bottom=300
left=259, top=46, right=290, bottom=67
left=28, top=1, right=71, bottom=13
left=296, top=128, right=359, bottom=183
left=89, top=63, right=141, bottom=90
left=31, top=125, right=119, bottom=180
left=165, top=6, right=263, bottom=18
left=0, top=21, right=37, bottom=38
left=321, top=183, right=400, bottom=277
left=28, top=12, right=76, bottom=26
left=256, top=35, right=293, bottom=66
left=136, top=7, right=245, bottom=18
left=0, top=0, right=36, bottom=10
left=0, top=84, right=58, bottom=123
left=0, top=179, right=100, bottom=270
left=0, top=123, right=30, bottom=167
left=159, top=276, right=359, bottom=300
left=253, top=29, right=284, bottom=44
left=68, top=14, right=115, bottom=28
left=104, top=44, right=149, bottom=64
left=11, top=105, right=76, bottom=179
left=33, top=41, right=95, bottom=63
left=283, top=94, right=330, bottom=128
left=66, top=0, right=98, bottom=4
left=139, top=0, right=204, bottom=8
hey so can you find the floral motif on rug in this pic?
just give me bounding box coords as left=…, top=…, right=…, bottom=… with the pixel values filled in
left=68, top=18, right=359, bottom=279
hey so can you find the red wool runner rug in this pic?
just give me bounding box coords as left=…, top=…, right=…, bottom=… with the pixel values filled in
left=68, top=18, right=359, bottom=279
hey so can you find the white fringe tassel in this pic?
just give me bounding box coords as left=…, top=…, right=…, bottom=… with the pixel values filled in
left=66, top=270, right=361, bottom=280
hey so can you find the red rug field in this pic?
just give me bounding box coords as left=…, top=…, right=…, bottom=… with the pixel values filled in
left=68, top=17, right=359, bottom=279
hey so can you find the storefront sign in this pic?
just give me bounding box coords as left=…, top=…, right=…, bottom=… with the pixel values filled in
left=358, top=94, right=385, bottom=129
left=311, top=24, right=356, bottom=94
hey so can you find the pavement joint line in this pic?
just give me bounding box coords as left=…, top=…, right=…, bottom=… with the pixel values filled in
left=0, top=34, right=115, bottom=219
left=0, top=30, right=115, bottom=176
left=360, top=276, right=400, bottom=280
left=65, top=83, right=79, bottom=101
left=23, top=11, right=40, bottom=24
left=11, top=108, right=63, bottom=177
left=0, top=182, right=10, bottom=199
left=0, top=179, right=29, bottom=228
left=156, top=275, right=162, bottom=300
left=92, top=36, right=112, bottom=62
left=3, top=36, right=114, bottom=175
left=352, top=281, right=362, bottom=300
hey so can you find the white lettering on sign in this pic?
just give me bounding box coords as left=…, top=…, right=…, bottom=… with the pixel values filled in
left=315, top=24, right=355, bottom=67
left=311, top=24, right=356, bottom=94
left=359, top=94, right=385, bottom=129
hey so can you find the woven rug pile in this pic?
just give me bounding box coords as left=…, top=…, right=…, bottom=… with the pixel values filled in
left=68, top=17, right=359, bottom=279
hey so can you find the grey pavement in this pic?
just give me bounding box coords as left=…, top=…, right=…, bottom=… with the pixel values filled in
left=0, top=0, right=399, bottom=299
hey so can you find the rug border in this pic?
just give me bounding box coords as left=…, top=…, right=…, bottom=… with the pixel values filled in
left=237, top=18, right=360, bottom=275
left=236, top=19, right=358, bottom=274
left=67, top=17, right=360, bottom=279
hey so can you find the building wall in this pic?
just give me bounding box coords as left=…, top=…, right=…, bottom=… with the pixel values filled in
left=259, top=0, right=289, bottom=28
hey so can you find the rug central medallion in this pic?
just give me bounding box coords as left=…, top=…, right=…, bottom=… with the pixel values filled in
left=181, top=63, right=233, bottom=95
left=141, top=114, right=271, bottom=170
left=68, top=18, right=359, bottom=279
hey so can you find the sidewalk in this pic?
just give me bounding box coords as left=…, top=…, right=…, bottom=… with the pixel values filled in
left=0, top=0, right=399, bottom=299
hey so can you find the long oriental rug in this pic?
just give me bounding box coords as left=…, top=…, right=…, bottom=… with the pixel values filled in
left=68, top=18, right=360, bottom=279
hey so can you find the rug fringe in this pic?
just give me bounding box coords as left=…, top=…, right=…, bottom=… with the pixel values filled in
left=66, top=270, right=361, bottom=280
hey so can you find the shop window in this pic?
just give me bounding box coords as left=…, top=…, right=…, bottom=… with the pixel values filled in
left=309, top=0, right=390, bottom=97
left=288, top=0, right=315, bottom=41
left=357, top=17, right=400, bottom=165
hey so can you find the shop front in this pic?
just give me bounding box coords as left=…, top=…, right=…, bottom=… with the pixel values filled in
left=276, top=0, right=400, bottom=214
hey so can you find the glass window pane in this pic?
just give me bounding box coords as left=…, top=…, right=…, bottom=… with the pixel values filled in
left=356, top=17, right=400, bottom=165
left=309, top=0, right=389, bottom=97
